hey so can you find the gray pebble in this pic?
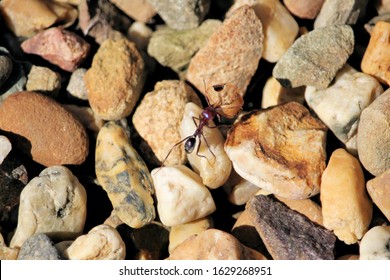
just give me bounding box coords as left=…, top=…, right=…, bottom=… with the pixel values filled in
left=66, top=68, right=88, bottom=100
left=17, top=233, right=61, bottom=260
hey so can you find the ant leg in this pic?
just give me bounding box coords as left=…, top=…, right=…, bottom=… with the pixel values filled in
left=159, top=135, right=192, bottom=167
left=201, top=132, right=216, bottom=160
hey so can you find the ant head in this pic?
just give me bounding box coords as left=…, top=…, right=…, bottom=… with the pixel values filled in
left=184, top=136, right=196, bottom=154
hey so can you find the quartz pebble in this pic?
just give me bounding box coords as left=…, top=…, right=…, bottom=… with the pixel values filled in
left=168, top=228, right=266, bottom=260
left=26, top=65, right=61, bottom=96
left=357, top=88, right=390, bottom=176
left=21, top=27, right=90, bottom=72
left=84, top=39, right=146, bottom=121
left=366, top=169, right=390, bottom=222
left=359, top=225, right=390, bottom=260
left=225, top=102, right=327, bottom=199
left=305, top=64, right=383, bottom=155
left=10, top=166, right=87, bottom=249
left=0, top=135, right=12, bottom=165
left=283, top=0, right=325, bottom=19
left=64, top=224, right=126, bottom=260
left=320, top=149, right=372, bottom=244
left=247, top=195, right=336, bottom=260
left=95, top=121, right=155, bottom=228
left=17, top=233, right=61, bottom=260
left=110, top=0, right=156, bottom=23
left=66, top=68, right=88, bottom=100
left=151, top=165, right=216, bottom=227
left=0, top=233, right=18, bottom=260
left=187, top=5, right=263, bottom=96
left=132, top=80, right=201, bottom=166
left=228, top=179, right=259, bottom=206
left=181, top=102, right=232, bottom=189
left=273, top=24, right=354, bottom=89
left=0, top=55, right=12, bottom=88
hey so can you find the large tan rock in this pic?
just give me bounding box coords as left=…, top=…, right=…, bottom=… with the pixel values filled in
left=366, top=169, right=390, bottom=222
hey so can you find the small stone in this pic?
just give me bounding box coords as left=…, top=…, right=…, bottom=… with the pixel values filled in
left=151, top=165, right=216, bottom=227
left=132, top=80, right=201, bottom=166
left=305, top=64, right=383, bottom=155
left=314, top=0, right=369, bottom=29
left=359, top=225, right=390, bottom=260
left=361, top=21, right=390, bottom=86
left=0, top=91, right=89, bottom=166
left=186, top=5, right=263, bottom=96
left=127, top=22, right=154, bottom=51
left=95, top=121, right=155, bottom=228
left=17, top=233, right=61, bottom=260
left=0, top=48, right=26, bottom=100
left=66, top=68, right=88, bottom=100
left=26, top=65, right=61, bottom=96
left=0, top=233, right=18, bottom=260
left=0, top=55, right=13, bottom=88
left=247, top=195, right=336, bottom=260
left=63, top=104, right=105, bottom=135
left=228, top=179, right=259, bottom=206
left=357, top=88, right=390, bottom=176
left=64, top=224, right=126, bottom=260
left=84, top=38, right=146, bottom=120
left=225, top=102, right=327, bottom=199
left=375, top=0, right=390, bottom=14
left=21, top=27, right=90, bottom=72
left=10, top=166, right=87, bottom=249
left=110, top=0, right=156, bottom=23
left=273, top=24, right=354, bottom=89
left=168, top=228, right=265, bottom=260
left=320, top=148, right=372, bottom=244
left=0, top=135, right=12, bottom=165
left=283, top=0, right=325, bottom=19
left=148, top=0, right=210, bottom=30
left=366, top=169, right=390, bottom=222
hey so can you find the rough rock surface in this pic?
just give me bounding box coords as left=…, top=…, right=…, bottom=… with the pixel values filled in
left=66, top=68, right=88, bottom=100
left=17, top=233, right=61, bottom=260
left=366, top=169, right=390, bottom=222
left=26, top=65, right=61, bottom=96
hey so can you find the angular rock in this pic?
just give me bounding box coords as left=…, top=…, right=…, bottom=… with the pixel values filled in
left=168, top=228, right=266, bottom=260
left=0, top=55, right=12, bottom=88
left=132, top=80, right=201, bottom=166
left=17, top=233, right=61, bottom=260
left=283, top=0, right=325, bottom=19
left=0, top=233, right=18, bottom=260
left=21, top=27, right=90, bottom=72
left=84, top=39, right=146, bottom=120
left=359, top=226, right=390, bottom=260
left=186, top=5, right=263, bottom=96
left=66, top=68, right=88, bottom=100
left=321, top=148, right=372, bottom=244
left=148, top=0, right=210, bottom=30
left=357, top=88, right=390, bottom=175
left=247, top=195, right=336, bottom=260
left=225, top=102, right=327, bottom=199
left=0, top=135, right=12, bottom=165
left=151, top=165, right=216, bottom=227
left=10, top=166, right=87, bottom=249
left=110, top=0, right=156, bottom=23
left=305, top=64, right=383, bottom=155
left=127, top=21, right=154, bottom=51
left=273, top=25, right=354, bottom=89
left=26, top=65, right=61, bottom=96
left=0, top=91, right=89, bottom=166
left=367, top=169, right=390, bottom=222
left=95, top=121, right=155, bottom=228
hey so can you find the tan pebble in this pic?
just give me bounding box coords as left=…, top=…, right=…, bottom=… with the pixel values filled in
left=127, top=21, right=153, bottom=51
left=0, top=233, right=18, bottom=260
left=375, top=0, right=390, bottom=15
left=359, top=225, right=390, bottom=260
left=64, top=225, right=126, bottom=260
left=366, top=169, right=390, bottom=222
left=110, top=0, right=156, bottom=23
left=228, top=179, right=260, bottom=206
left=26, top=65, right=61, bottom=96
left=283, top=0, right=325, bottom=19
left=320, top=148, right=372, bottom=244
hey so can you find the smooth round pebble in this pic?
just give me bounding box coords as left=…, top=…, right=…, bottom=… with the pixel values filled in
left=360, top=226, right=390, bottom=260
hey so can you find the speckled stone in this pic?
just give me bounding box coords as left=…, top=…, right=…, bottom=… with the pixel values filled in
left=17, top=233, right=61, bottom=260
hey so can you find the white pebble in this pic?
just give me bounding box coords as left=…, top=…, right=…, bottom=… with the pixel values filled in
left=0, top=135, right=12, bottom=164
left=360, top=225, right=390, bottom=260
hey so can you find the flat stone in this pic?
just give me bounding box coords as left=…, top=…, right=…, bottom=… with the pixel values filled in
left=283, top=0, right=325, bottom=19
left=26, top=65, right=61, bottom=96
left=247, top=194, right=336, bottom=259
left=357, top=88, right=390, bottom=176
left=225, top=102, right=327, bottom=199
left=273, top=24, right=354, bottom=89
left=110, top=0, right=156, bottom=23
left=367, top=169, right=390, bottom=222
left=21, top=27, right=90, bottom=72
left=0, top=91, right=89, bottom=166
left=359, top=226, right=390, bottom=260
left=320, top=148, right=372, bottom=244
left=0, top=233, right=18, bottom=260
left=66, top=68, right=88, bottom=100
left=95, top=121, right=155, bottom=228
left=17, top=233, right=61, bottom=260
left=10, top=166, right=87, bottom=249
left=84, top=38, right=146, bottom=120
left=0, top=55, right=12, bottom=88
left=186, top=5, right=263, bottom=96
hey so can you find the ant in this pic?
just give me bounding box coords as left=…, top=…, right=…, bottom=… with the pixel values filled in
left=160, top=82, right=243, bottom=167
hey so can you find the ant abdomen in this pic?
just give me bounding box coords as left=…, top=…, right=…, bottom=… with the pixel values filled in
left=184, top=137, right=197, bottom=154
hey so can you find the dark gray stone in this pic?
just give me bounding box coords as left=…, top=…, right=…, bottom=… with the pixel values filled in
left=17, top=233, right=61, bottom=260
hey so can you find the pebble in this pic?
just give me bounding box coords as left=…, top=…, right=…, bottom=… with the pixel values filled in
left=148, top=0, right=210, bottom=30
left=305, top=64, right=383, bottom=155
left=186, top=5, right=263, bottom=97
left=17, top=233, right=61, bottom=260
left=272, top=24, right=354, bottom=89
left=225, top=102, right=327, bottom=199
left=66, top=68, right=88, bottom=100
left=84, top=38, right=146, bottom=120
left=227, top=0, right=299, bottom=63
left=364, top=13, right=390, bottom=34
left=147, top=19, right=221, bottom=75
left=283, top=0, right=325, bottom=19
left=151, top=165, right=216, bottom=227
left=361, top=21, right=390, bottom=86
left=127, top=22, right=154, bottom=51
left=314, top=0, right=369, bottom=28
left=64, top=224, right=126, bottom=260
left=0, top=135, right=12, bottom=165
left=0, top=233, right=18, bottom=260
left=228, top=179, right=259, bottom=206
left=357, top=88, right=390, bottom=176
left=26, top=65, right=61, bottom=97
left=320, top=148, right=372, bottom=244
left=21, top=27, right=90, bottom=72
left=0, top=48, right=26, bottom=99
left=63, top=104, right=105, bottom=135
left=375, top=0, right=390, bottom=14
left=110, top=0, right=156, bottom=23
left=95, top=121, right=155, bottom=228
left=168, top=228, right=266, bottom=260
left=132, top=80, right=201, bottom=166
left=247, top=194, right=336, bottom=260
left=366, top=169, right=390, bottom=222
left=10, top=166, right=87, bottom=249
left=359, top=225, right=390, bottom=260
left=0, top=55, right=12, bottom=88
left=0, top=91, right=89, bottom=166
left=180, top=102, right=232, bottom=189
